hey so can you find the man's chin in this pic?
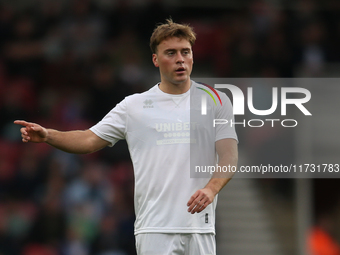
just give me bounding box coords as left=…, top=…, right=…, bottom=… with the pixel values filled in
left=173, top=76, right=189, bottom=85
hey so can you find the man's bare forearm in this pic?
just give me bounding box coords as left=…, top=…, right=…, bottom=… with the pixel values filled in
left=204, top=153, right=238, bottom=196
left=15, top=120, right=110, bottom=154
left=205, top=138, right=238, bottom=196
left=187, top=145, right=238, bottom=214
left=46, top=129, right=108, bottom=154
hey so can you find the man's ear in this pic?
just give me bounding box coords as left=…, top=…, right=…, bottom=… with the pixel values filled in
left=152, top=53, right=159, bottom=67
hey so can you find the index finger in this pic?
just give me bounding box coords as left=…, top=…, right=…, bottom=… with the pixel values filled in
left=14, top=120, right=31, bottom=126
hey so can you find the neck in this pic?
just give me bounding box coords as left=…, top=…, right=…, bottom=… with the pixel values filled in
left=158, top=79, right=191, bottom=95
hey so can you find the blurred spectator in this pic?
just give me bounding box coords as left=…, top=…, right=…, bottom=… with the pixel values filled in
left=9, top=143, right=45, bottom=201
left=86, top=57, right=132, bottom=122
left=4, top=11, right=44, bottom=79
left=0, top=78, right=36, bottom=140
left=61, top=0, right=106, bottom=61
left=63, top=161, right=113, bottom=220
left=90, top=213, right=126, bottom=255
left=0, top=197, right=36, bottom=255
left=26, top=194, right=67, bottom=253
left=300, top=21, right=326, bottom=76
left=308, top=213, right=340, bottom=255
left=0, top=140, right=20, bottom=195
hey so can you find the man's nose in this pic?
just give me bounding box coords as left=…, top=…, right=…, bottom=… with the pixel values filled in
left=176, top=52, right=184, bottom=63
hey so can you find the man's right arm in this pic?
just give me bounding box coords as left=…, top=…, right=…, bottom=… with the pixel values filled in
left=14, top=120, right=110, bottom=154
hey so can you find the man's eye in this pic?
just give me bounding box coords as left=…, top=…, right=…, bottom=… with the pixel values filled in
left=167, top=52, right=174, bottom=55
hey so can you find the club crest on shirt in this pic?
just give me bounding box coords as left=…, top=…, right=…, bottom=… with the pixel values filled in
left=143, top=99, right=154, bottom=108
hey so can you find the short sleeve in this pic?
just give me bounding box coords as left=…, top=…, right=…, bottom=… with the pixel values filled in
left=89, top=98, right=127, bottom=147
left=215, top=93, right=238, bottom=142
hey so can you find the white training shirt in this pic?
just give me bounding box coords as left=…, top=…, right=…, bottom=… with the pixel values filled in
left=90, top=80, right=238, bottom=235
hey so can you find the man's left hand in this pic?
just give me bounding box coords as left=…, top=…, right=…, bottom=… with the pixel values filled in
left=187, top=188, right=215, bottom=214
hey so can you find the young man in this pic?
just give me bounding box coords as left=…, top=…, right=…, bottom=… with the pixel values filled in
left=15, top=19, right=238, bottom=254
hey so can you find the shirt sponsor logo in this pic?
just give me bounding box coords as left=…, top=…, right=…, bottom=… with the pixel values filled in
left=155, top=122, right=194, bottom=132
left=155, top=122, right=197, bottom=145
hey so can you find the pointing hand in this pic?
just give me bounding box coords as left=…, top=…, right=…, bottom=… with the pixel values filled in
left=14, top=120, right=48, bottom=143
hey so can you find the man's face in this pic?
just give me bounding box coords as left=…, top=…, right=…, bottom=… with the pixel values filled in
left=152, top=37, right=193, bottom=86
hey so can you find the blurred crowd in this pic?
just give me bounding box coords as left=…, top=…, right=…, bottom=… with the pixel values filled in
left=1, top=0, right=340, bottom=254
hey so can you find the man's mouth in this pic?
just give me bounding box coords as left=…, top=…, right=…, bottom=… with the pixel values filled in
left=175, top=67, right=186, bottom=74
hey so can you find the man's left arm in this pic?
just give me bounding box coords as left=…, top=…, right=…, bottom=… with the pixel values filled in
left=187, top=138, right=238, bottom=214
